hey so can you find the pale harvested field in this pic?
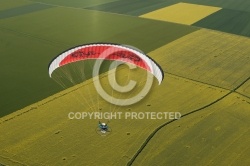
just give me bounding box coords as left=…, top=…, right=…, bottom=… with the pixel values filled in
left=133, top=93, right=250, bottom=165
left=151, top=29, right=250, bottom=90
left=0, top=67, right=227, bottom=165
left=140, top=2, right=221, bottom=25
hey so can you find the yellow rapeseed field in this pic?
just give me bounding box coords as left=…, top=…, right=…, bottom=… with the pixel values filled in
left=151, top=29, right=250, bottom=90
left=133, top=93, right=250, bottom=165
left=140, top=2, right=221, bottom=25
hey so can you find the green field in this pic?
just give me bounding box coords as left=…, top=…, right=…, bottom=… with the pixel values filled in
left=0, top=0, right=249, bottom=165
left=30, top=0, right=120, bottom=8
left=0, top=0, right=32, bottom=11
left=193, top=9, right=250, bottom=37
left=0, top=3, right=53, bottom=19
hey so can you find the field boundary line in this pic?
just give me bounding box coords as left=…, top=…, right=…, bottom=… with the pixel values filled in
left=234, top=76, right=250, bottom=91
left=235, top=91, right=250, bottom=99
left=166, top=71, right=250, bottom=99
left=234, top=76, right=250, bottom=99
left=166, top=71, right=231, bottom=91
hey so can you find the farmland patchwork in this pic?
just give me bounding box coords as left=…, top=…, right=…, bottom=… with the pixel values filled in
left=0, top=0, right=249, bottom=165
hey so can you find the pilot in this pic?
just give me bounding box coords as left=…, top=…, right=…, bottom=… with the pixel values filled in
left=98, top=121, right=108, bottom=133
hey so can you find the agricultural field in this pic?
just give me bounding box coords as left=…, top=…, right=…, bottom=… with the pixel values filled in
left=132, top=93, right=250, bottom=166
left=0, top=0, right=32, bottom=11
left=140, top=3, right=221, bottom=25
left=237, top=80, right=250, bottom=98
left=193, top=9, right=250, bottom=37
left=0, top=0, right=249, bottom=165
left=150, top=29, right=250, bottom=90
left=30, top=0, right=120, bottom=8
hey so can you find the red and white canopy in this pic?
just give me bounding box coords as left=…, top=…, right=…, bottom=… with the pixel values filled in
left=48, top=43, right=164, bottom=84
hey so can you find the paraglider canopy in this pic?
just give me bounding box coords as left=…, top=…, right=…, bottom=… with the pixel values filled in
left=48, top=43, right=164, bottom=84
